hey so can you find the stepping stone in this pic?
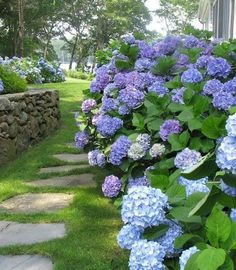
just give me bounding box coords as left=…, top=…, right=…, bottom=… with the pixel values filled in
left=0, top=193, right=74, bottom=213
left=53, top=153, right=88, bottom=163
left=39, top=164, right=90, bottom=174
left=0, top=221, right=65, bottom=247
left=27, top=174, right=96, bottom=187
left=0, top=255, right=53, bottom=270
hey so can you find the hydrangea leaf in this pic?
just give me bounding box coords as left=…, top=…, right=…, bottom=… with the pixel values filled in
left=197, top=248, right=226, bottom=270
left=206, top=207, right=231, bottom=247
left=132, top=113, right=145, bottom=129
left=174, top=233, right=203, bottom=249
left=177, top=109, right=194, bottom=122
left=147, top=118, right=164, bottom=132
left=143, top=224, right=169, bottom=241
left=221, top=173, right=236, bottom=188
left=201, top=115, right=227, bottom=139
left=221, top=223, right=236, bottom=251
left=168, top=102, right=187, bottom=112
left=170, top=206, right=201, bottom=223
left=185, top=252, right=200, bottom=270
left=192, top=95, right=210, bottom=115
left=188, top=118, right=202, bottom=131
left=218, top=256, right=234, bottom=270
left=152, top=56, right=177, bottom=75
left=166, top=183, right=186, bottom=204
left=168, top=131, right=190, bottom=151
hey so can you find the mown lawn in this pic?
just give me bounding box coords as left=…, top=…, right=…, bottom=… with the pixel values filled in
left=0, top=78, right=128, bottom=270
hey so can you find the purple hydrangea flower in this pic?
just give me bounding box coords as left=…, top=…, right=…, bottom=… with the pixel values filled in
left=129, top=240, right=166, bottom=270
left=171, top=87, right=186, bottom=104
left=128, top=176, right=150, bottom=188
left=103, top=83, right=117, bottom=96
left=122, top=34, right=136, bottom=44
left=0, top=79, right=4, bottom=92
left=203, top=79, right=223, bottom=96
left=179, top=176, right=209, bottom=196
left=184, top=35, right=200, bottom=49
left=175, top=54, right=189, bottom=69
left=220, top=180, right=236, bottom=197
left=148, top=81, right=169, bottom=96
left=135, top=58, right=155, bottom=72
left=81, top=99, right=97, bottom=113
left=100, top=97, right=119, bottom=113
left=137, top=40, right=157, bottom=59
left=154, top=36, right=181, bottom=55
left=207, top=57, right=231, bottom=78
left=175, top=148, right=202, bottom=170
left=212, top=91, right=236, bottom=110
left=118, top=105, right=130, bottom=115
left=102, top=175, right=122, bottom=198
left=181, top=68, right=203, bottom=84
left=159, top=119, right=182, bottom=141
left=223, top=78, right=236, bottom=94
left=196, top=55, right=213, bottom=69
left=109, top=135, right=132, bottom=165
left=117, top=224, right=143, bottom=250
left=140, top=72, right=163, bottom=87
left=88, top=149, right=106, bottom=167
left=90, top=66, right=110, bottom=93
left=118, top=85, right=145, bottom=109
left=96, top=115, right=123, bottom=137
left=75, top=131, right=89, bottom=149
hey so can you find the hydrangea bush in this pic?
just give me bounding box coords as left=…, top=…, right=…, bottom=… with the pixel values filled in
left=0, top=56, right=65, bottom=86
left=75, top=34, right=236, bottom=269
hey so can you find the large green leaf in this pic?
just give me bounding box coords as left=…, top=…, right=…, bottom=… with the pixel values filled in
left=174, top=234, right=203, bottom=249
left=166, top=184, right=186, bottom=204
left=206, top=207, right=231, bottom=247
left=177, top=109, right=194, bottom=122
left=143, top=224, right=169, bottom=240
left=132, top=113, right=145, bottom=129
left=170, top=207, right=201, bottom=223
left=168, top=131, right=190, bottom=151
left=201, top=115, right=227, bottom=139
left=152, top=56, right=177, bottom=75
left=197, top=248, right=226, bottom=270
left=221, top=223, right=236, bottom=251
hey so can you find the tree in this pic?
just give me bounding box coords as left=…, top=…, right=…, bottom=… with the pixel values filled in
left=156, top=0, right=199, bottom=34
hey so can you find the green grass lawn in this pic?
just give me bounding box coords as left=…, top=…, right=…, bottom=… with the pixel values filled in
left=0, top=78, right=128, bottom=270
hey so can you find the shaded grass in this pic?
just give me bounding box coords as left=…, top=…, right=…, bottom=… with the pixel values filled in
left=0, top=79, right=128, bottom=270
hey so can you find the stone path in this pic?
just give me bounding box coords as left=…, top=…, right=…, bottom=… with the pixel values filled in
left=53, top=153, right=88, bottom=163
left=27, top=174, right=95, bottom=187
left=0, top=193, right=74, bottom=213
left=39, top=164, right=89, bottom=174
left=0, top=255, right=53, bottom=270
left=0, top=221, right=65, bottom=247
left=0, top=151, right=94, bottom=267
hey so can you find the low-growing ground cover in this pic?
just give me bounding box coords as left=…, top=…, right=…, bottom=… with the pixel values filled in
left=0, top=78, right=128, bottom=270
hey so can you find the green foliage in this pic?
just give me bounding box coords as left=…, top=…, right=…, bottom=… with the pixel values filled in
left=152, top=56, right=177, bottom=76
left=66, top=70, right=93, bottom=81
left=0, top=65, right=27, bottom=94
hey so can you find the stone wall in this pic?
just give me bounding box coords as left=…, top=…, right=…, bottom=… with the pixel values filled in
left=0, top=89, right=60, bottom=165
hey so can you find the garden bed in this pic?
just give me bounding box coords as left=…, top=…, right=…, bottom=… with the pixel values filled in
left=0, top=89, right=60, bottom=165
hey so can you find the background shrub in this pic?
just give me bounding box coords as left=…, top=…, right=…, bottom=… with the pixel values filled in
left=0, top=65, right=27, bottom=94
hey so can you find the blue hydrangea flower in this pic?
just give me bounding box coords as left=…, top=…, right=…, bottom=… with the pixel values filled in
left=226, top=113, right=236, bottom=136
left=117, top=225, right=143, bottom=250
left=154, top=36, right=181, bottom=55
left=223, top=77, right=236, bottom=94
left=179, top=176, right=209, bottom=197
left=121, top=186, right=169, bottom=228
left=175, top=148, right=202, bottom=170
left=149, top=144, right=165, bottom=158
left=122, top=34, right=136, bottom=44
left=216, top=136, right=236, bottom=173
left=203, top=79, right=223, bottom=96
left=230, top=209, right=236, bottom=221
left=181, top=68, right=203, bottom=84
left=135, top=58, right=155, bottom=72
left=184, top=35, right=200, bottom=48
left=175, top=54, right=189, bottom=69
left=159, top=119, right=182, bottom=141
left=212, top=91, right=236, bottom=110
left=136, top=134, right=151, bottom=151
left=128, top=176, right=150, bottom=188
left=109, top=136, right=131, bottom=165
left=140, top=72, right=163, bottom=87
left=88, top=149, right=106, bottom=167
left=118, top=105, right=130, bottom=115
left=90, top=66, right=110, bottom=93
left=148, top=82, right=169, bottom=96
left=155, top=220, right=183, bottom=257
left=118, top=85, right=145, bottom=109
left=74, top=131, right=89, bottom=149
left=171, top=87, right=186, bottom=104
left=128, top=143, right=146, bottom=160
left=196, top=55, right=213, bottom=69
left=114, top=73, right=127, bottom=89
left=207, top=57, right=231, bottom=78
left=102, top=175, right=122, bottom=198
left=96, top=115, right=123, bottom=137
left=129, top=240, right=166, bottom=270
left=179, top=246, right=199, bottom=270
left=103, top=83, right=117, bottom=96
left=0, top=79, right=4, bottom=92
left=100, top=97, right=119, bottom=113
left=220, top=180, right=236, bottom=197
left=81, top=99, right=97, bottom=113
left=137, top=40, right=157, bottom=59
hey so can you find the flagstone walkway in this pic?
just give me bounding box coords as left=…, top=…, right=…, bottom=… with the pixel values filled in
left=0, top=150, right=95, bottom=269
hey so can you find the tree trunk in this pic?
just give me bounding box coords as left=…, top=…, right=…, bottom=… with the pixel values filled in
left=18, top=0, right=25, bottom=57
left=43, top=37, right=50, bottom=59
left=69, top=34, right=79, bottom=70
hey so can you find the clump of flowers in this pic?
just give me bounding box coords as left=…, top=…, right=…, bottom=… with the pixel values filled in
left=81, top=99, right=97, bottom=113
left=159, top=120, right=182, bottom=141
left=149, top=143, right=165, bottom=158
left=102, top=175, right=122, bottom=198
left=117, top=225, right=143, bottom=250
left=96, top=115, right=123, bottom=137
left=88, top=149, right=106, bottom=167
left=74, top=131, right=89, bottom=149
left=175, top=148, right=202, bottom=170
left=109, top=135, right=131, bottom=165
